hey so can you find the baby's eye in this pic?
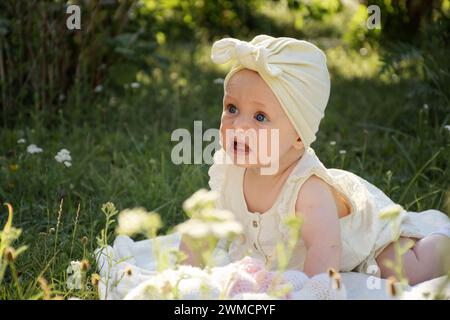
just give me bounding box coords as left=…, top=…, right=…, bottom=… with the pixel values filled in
left=227, top=104, right=237, bottom=114
left=255, top=112, right=267, bottom=122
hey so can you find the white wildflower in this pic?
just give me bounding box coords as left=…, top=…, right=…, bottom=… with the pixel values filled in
left=109, top=96, right=118, bottom=106
left=55, top=149, right=72, bottom=167
left=66, top=261, right=83, bottom=290
left=116, top=208, right=162, bottom=236
left=17, top=138, right=26, bottom=144
left=444, top=125, right=450, bottom=132
left=94, top=85, right=103, bottom=93
left=212, top=219, right=243, bottom=238
left=27, top=144, right=43, bottom=154
left=131, top=82, right=140, bottom=89
left=379, top=204, right=403, bottom=220
left=175, top=208, right=243, bottom=239
left=339, top=149, right=347, bottom=155
left=329, top=141, right=336, bottom=146
left=124, top=265, right=219, bottom=300
left=423, top=104, right=429, bottom=110
left=182, top=189, right=218, bottom=215
left=213, top=78, right=224, bottom=85
left=177, top=189, right=242, bottom=239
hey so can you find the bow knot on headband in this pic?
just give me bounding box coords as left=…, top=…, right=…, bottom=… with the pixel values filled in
left=210, top=35, right=331, bottom=149
left=212, top=38, right=283, bottom=77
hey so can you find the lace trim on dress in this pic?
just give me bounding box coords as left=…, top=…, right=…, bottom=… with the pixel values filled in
left=208, top=148, right=229, bottom=209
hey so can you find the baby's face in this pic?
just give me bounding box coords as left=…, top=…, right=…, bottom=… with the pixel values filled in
left=220, top=68, right=302, bottom=169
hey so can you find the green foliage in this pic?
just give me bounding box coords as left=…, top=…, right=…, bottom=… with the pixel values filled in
left=96, top=202, right=119, bottom=249
left=380, top=13, right=450, bottom=120
left=138, top=0, right=267, bottom=41
left=287, top=0, right=342, bottom=19
left=363, top=0, right=436, bottom=42
left=0, top=0, right=159, bottom=125
left=343, top=0, right=449, bottom=49
left=1, top=0, right=341, bottom=125
left=343, top=3, right=381, bottom=48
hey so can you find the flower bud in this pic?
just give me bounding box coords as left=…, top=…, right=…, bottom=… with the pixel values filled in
left=4, top=247, right=16, bottom=262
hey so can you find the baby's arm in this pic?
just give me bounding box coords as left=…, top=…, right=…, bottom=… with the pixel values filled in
left=295, top=175, right=342, bottom=277
left=179, top=234, right=215, bottom=268
left=179, top=234, right=203, bottom=267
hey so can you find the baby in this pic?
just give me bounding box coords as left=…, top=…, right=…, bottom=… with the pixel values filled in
left=180, top=35, right=450, bottom=285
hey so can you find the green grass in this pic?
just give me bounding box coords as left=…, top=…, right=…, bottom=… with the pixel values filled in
left=0, top=39, right=449, bottom=299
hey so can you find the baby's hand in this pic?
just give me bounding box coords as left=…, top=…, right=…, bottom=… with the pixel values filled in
left=295, top=175, right=342, bottom=277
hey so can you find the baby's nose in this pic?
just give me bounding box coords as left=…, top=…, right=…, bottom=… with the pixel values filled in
left=232, top=116, right=254, bottom=131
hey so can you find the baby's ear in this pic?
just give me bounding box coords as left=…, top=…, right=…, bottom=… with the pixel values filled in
left=293, top=136, right=304, bottom=150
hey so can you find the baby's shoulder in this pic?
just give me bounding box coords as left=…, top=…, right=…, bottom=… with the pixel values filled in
left=295, top=175, right=336, bottom=210
left=295, top=174, right=351, bottom=219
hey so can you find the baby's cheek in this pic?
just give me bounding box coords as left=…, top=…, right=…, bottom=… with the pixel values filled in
left=219, top=123, right=231, bottom=149
left=257, top=128, right=278, bottom=156
left=277, top=127, right=294, bottom=150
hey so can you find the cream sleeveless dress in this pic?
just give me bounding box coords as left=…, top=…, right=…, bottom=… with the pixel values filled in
left=208, top=147, right=450, bottom=277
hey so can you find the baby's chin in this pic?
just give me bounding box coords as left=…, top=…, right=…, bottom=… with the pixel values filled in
left=232, top=161, right=263, bottom=169
left=230, top=157, right=281, bottom=176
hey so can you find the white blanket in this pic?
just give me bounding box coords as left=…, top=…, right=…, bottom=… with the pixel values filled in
left=95, top=233, right=449, bottom=300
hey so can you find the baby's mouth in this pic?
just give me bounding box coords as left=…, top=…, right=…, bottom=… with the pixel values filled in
left=233, top=139, right=250, bottom=153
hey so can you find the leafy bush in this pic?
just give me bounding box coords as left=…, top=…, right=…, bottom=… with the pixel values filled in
left=0, top=0, right=159, bottom=125
left=380, top=13, right=450, bottom=121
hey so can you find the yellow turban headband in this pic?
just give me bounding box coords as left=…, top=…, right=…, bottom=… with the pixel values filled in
left=211, top=34, right=330, bottom=149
